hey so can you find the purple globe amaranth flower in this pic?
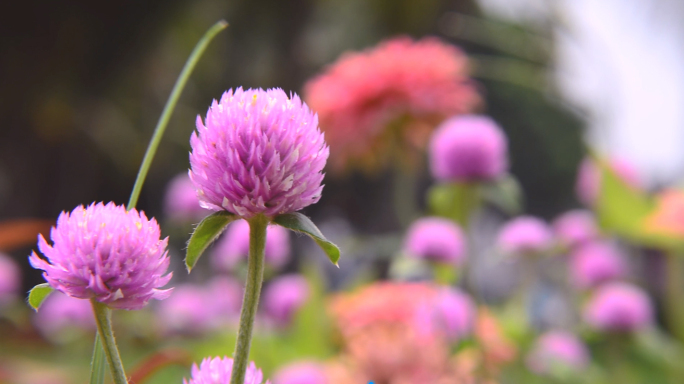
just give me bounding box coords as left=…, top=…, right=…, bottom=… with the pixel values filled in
left=273, top=362, right=328, bottom=384
left=403, top=217, right=466, bottom=266
left=430, top=287, right=475, bottom=341
left=189, top=88, right=329, bottom=218
left=164, top=173, right=211, bottom=223
left=34, top=291, right=96, bottom=337
left=205, top=276, right=243, bottom=324
left=584, top=282, right=653, bottom=332
left=552, top=210, right=599, bottom=249
left=184, top=357, right=271, bottom=384
left=0, top=252, right=20, bottom=306
left=29, top=202, right=172, bottom=310
left=262, top=274, right=310, bottom=327
left=575, top=157, right=642, bottom=206
left=570, top=241, right=627, bottom=290
left=157, top=284, right=214, bottom=334
left=429, top=115, right=508, bottom=182
left=211, top=219, right=291, bottom=271
left=526, top=331, right=589, bottom=375
left=497, top=216, right=554, bottom=255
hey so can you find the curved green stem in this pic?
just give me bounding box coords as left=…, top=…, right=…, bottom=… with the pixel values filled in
left=127, top=20, right=228, bottom=209
left=91, top=300, right=128, bottom=384
left=230, top=215, right=268, bottom=384
left=89, top=334, right=106, bottom=384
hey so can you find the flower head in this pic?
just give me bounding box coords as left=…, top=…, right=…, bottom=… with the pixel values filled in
left=0, top=252, right=20, bottom=306
left=157, top=284, right=213, bottom=334
left=273, top=362, right=328, bottom=384
left=304, top=36, right=479, bottom=171
left=184, top=357, right=270, bottom=384
left=552, top=210, right=599, bottom=249
left=497, top=216, right=554, bottom=255
left=164, top=173, right=211, bottom=223
left=429, top=115, right=508, bottom=182
left=34, top=291, right=96, bottom=337
left=29, top=202, right=172, bottom=310
left=428, top=288, right=475, bottom=341
left=584, top=282, right=653, bottom=332
left=576, top=157, right=641, bottom=206
left=403, top=217, right=466, bottom=265
left=212, top=220, right=291, bottom=271
left=526, top=331, right=589, bottom=375
left=570, top=241, right=627, bottom=290
left=262, top=274, right=310, bottom=327
left=189, top=88, right=329, bottom=218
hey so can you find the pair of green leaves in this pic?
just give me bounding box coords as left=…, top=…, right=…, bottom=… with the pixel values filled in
left=185, top=211, right=340, bottom=272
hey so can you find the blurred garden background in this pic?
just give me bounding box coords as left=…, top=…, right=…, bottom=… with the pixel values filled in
left=2, top=0, right=684, bottom=383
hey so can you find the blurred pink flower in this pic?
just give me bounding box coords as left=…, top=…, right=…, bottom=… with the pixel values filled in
left=184, top=357, right=270, bottom=384
left=429, top=115, right=508, bottom=182
left=273, top=362, right=328, bottom=384
left=570, top=241, right=627, bottom=290
left=157, top=284, right=213, bottom=334
left=304, top=36, right=480, bottom=172
left=262, top=274, right=310, bottom=327
left=211, top=220, right=291, bottom=271
left=403, top=217, right=466, bottom=265
left=163, top=173, right=211, bottom=223
left=575, top=157, right=642, bottom=206
left=584, top=282, right=653, bottom=332
left=33, top=291, right=96, bottom=336
left=0, top=252, right=20, bottom=306
left=526, top=331, right=589, bottom=375
left=497, top=216, right=554, bottom=255
left=552, top=210, right=599, bottom=249
left=428, top=288, right=475, bottom=341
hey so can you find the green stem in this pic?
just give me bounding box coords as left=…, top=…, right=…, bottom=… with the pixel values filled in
left=91, top=300, right=128, bottom=384
left=665, top=253, right=684, bottom=342
left=89, top=334, right=106, bottom=384
left=230, top=215, right=268, bottom=384
left=126, top=20, right=228, bottom=209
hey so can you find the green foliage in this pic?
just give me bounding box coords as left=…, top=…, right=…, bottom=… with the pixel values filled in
left=481, top=174, right=524, bottom=215
left=27, top=283, right=54, bottom=311
left=185, top=211, right=239, bottom=272
left=273, top=212, right=340, bottom=266
left=427, top=182, right=480, bottom=226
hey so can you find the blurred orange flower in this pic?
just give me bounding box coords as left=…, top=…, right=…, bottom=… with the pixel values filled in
left=643, top=189, right=684, bottom=238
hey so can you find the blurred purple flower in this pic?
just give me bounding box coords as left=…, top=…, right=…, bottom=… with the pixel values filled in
left=184, top=357, right=271, bottom=384
left=273, top=362, right=328, bottom=384
left=497, top=216, right=554, bottom=255
left=0, top=252, right=20, bottom=306
left=189, top=88, right=329, bottom=218
left=34, top=291, right=96, bottom=336
left=526, top=331, right=589, bottom=375
left=29, top=202, right=172, bottom=310
left=429, top=115, right=508, bottom=182
left=211, top=220, right=291, bottom=271
left=262, top=274, right=310, bottom=327
left=403, top=217, right=466, bottom=265
left=584, top=282, right=653, bottom=332
left=430, top=287, right=475, bottom=341
left=164, top=173, right=211, bottom=223
left=576, top=157, right=642, bottom=206
left=570, top=241, right=627, bottom=290
left=157, top=284, right=213, bottom=334
left=552, top=210, right=599, bottom=249
left=205, top=276, right=243, bottom=324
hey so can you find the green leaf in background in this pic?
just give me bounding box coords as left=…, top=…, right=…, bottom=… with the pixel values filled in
left=427, top=182, right=481, bottom=227
left=27, top=283, right=54, bottom=311
left=273, top=212, right=340, bottom=266
left=185, top=211, right=239, bottom=271
left=89, top=334, right=107, bottom=384
left=481, top=174, right=524, bottom=215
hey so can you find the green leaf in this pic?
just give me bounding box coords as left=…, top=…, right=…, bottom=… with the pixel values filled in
left=273, top=212, right=340, bottom=266
left=186, top=211, right=239, bottom=272
left=27, top=283, right=54, bottom=311
left=89, top=334, right=106, bottom=384
left=427, top=182, right=481, bottom=227
left=481, top=174, right=524, bottom=215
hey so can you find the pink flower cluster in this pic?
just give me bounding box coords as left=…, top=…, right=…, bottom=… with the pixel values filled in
left=184, top=357, right=270, bottom=384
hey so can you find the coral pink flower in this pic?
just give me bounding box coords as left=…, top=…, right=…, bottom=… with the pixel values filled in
left=184, top=357, right=270, bottom=384
left=576, top=157, right=641, bottom=206
left=304, top=36, right=479, bottom=171
left=643, top=189, right=684, bottom=237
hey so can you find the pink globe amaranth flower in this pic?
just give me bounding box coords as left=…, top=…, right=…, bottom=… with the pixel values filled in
left=211, top=219, right=291, bottom=271
left=262, top=274, right=310, bottom=327
left=184, top=357, right=271, bottom=384
left=34, top=291, right=96, bottom=336
left=273, top=362, right=328, bottom=384
left=526, top=331, right=589, bottom=375
left=570, top=241, right=627, bottom=290
left=29, top=202, right=172, bottom=310
left=430, top=288, right=475, bottom=341
left=552, top=210, right=599, bottom=249
left=497, top=216, right=554, bottom=255
left=205, top=276, right=243, bottom=323
left=189, top=88, right=329, bottom=218
left=584, top=282, right=653, bottom=332
left=164, top=173, right=211, bottom=223
left=157, top=284, right=213, bottom=334
left=429, top=115, right=508, bottom=182
left=403, top=217, right=466, bottom=265
left=0, top=252, right=20, bottom=305
left=304, top=36, right=480, bottom=172
left=576, top=157, right=642, bottom=206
